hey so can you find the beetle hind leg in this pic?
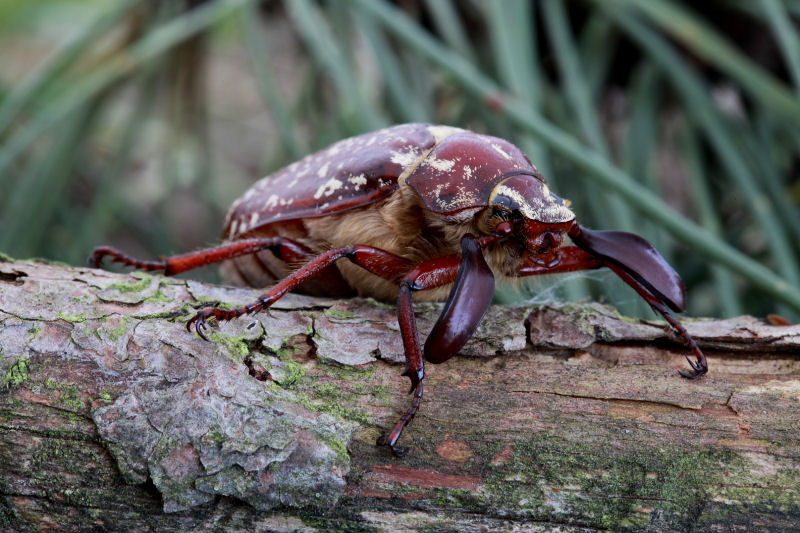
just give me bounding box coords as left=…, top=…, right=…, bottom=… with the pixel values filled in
left=88, top=246, right=169, bottom=273
left=89, top=238, right=314, bottom=276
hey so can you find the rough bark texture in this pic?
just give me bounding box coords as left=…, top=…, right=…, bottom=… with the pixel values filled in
left=1, top=258, right=799, bottom=532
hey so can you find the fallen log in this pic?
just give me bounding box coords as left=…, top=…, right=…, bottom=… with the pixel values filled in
left=1, top=258, right=798, bottom=532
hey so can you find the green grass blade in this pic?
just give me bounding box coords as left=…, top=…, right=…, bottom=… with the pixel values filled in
left=578, top=13, right=618, bottom=100
left=759, top=0, right=800, bottom=90
left=0, top=0, right=256, bottom=183
left=541, top=0, right=609, bottom=157
left=240, top=4, right=307, bottom=160
left=621, top=64, right=669, bottom=260
left=285, top=0, right=385, bottom=132
left=69, top=75, right=160, bottom=265
left=0, top=0, right=142, bottom=139
left=352, top=8, right=430, bottom=123
left=0, top=105, right=94, bottom=256
left=422, top=0, right=476, bottom=62
left=679, top=122, right=743, bottom=317
left=598, top=4, right=800, bottom=289
left=617, top=0, right=800, bottom=123
left=751, top=112, right=800, bottom=246
left=541, top=0, right=635, bottom=233
left=482, top=0, right=551, bottom=175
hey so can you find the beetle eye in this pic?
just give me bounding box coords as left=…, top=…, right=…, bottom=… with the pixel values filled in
left=490, top=206, right=513, bottom=221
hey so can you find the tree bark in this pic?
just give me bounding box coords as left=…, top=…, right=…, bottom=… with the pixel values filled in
left=1, top=258, right=799, bottom=532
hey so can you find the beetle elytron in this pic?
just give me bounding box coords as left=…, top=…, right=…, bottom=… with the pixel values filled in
left=90, top=123, right=707, bottom=456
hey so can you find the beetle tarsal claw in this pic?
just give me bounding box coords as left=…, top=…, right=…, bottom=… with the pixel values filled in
left=401, top=367, right=423, bottom=394
left=682, top=354, right=707, bottom=376
left=679, top=367, right=705, bottom=380
left=187, top=309, right=218, bottom=341
left=391, top=445, right=409, bottom=458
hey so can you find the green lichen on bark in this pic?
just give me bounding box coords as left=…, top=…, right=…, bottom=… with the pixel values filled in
left=43, top=378, right=87, bottom=414
left=108, top=273, right=154, bottom=293
left=55, top=311, right=88, bottom=323
left=2, top=357, right=29, bottom=389
left=418, top=433, right=776, bottom=531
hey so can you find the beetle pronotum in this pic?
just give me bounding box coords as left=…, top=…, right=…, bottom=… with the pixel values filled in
left=90, top=123, right=707, bottom=456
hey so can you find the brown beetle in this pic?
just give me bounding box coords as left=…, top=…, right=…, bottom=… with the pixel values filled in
left=90, top=123, right=707, bottom=456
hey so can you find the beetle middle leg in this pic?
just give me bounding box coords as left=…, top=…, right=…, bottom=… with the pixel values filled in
left=181, top=243, right=450, bottom=456
left=186, top=236, right=502, bottom=456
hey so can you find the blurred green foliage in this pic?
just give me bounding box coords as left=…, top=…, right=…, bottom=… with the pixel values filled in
left=0, top=0, right=798, bottom=319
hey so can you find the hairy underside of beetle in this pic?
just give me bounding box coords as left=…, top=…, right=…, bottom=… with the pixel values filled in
left=219, top=184, right=521, bottom=303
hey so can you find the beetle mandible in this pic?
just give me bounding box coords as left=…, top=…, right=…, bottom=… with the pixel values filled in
left=90, top=123, right=707, bottom=456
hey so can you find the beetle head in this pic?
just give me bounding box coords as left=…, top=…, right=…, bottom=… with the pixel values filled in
left=485, top=172, right=575, bottom=256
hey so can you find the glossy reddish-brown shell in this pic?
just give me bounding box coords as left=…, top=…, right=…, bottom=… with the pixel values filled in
left=223, top=123, right=560, bottom=239
left=223, top=124, right=437, bottom=239
left=404, top=130, right=535, bottom=216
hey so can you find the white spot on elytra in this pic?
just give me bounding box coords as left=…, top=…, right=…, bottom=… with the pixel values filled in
left=348, top=174, right=367, bottom=190
left=492, top=143, right=512, bottom=160
left=317, top=162, right=330, bottom=178
left=263, top=194, right=279, bottom=209
left=424, top=155, right=456, bottom=172
left=249, top=212, right=259, bottom=228
left=313, top=177, right=343, bottom=199
left=390, top=148, right=421, bottom=167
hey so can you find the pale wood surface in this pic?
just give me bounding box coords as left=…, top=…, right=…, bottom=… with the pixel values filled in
left=1, top=259, right=799, bottom=532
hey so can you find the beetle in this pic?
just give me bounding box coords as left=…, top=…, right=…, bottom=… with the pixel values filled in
left=89, top=123, right=707, bottom=456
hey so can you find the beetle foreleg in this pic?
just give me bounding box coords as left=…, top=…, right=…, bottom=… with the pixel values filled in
left=378, top=282, right=427, bottom=457
left=603, top=263, right=707, bottom=379
left=423, top=235, right=495, bottom=364
left=383, top=240, right=496, bottom=455
left=89, top=238, right=314, bottom=275
left=516, top=245, right=707, bottom=378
